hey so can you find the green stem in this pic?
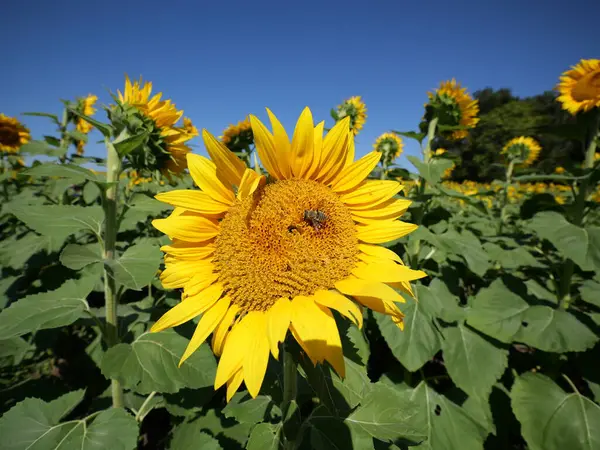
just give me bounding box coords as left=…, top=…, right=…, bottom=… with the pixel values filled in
left=59, top=108, right=70, bottom=163
left=423, top=117, right=438, bottom=164
left=497, top=159, right=515, bottom=234
left=103, top=138, right=123, bottom=408
left=558, top=111, right=600, bottom=308
left=135, top=391, right=157, bottom=422
left=281, top=342, right=297, bottom=449
left=380, top=160, right=388, bottom=180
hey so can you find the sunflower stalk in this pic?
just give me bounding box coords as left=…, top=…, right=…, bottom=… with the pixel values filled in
left=58, top=107, right=71, bottom=163
left=497, top=159, right=515, bottom=234
left=103, top=137, right=124, bottom=408
left=281, top=341, right=298, bottom=449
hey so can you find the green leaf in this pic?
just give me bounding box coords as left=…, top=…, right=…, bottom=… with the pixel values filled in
left=512, top=372, right=600, bottom=450
left=466, top=279, right=529, bottom=343
left=437, top=229, right=490, bottom=276
left=580, top=280, right=600, bottom=307
left=0, top=277, right=95, bottom=339
left=436, top=184, right=487, bottom=214
left=585, top=227, right=600, bottom=272
left=375, top=295, right=441, bottom=372
left=120, top=194, right=172, bottom=231
left=246, top=423, right=281, bottom=450
left=19, top=140, right=66, bottom=157
left=108, top=242, right=162, bottom=290
left=442, top=323, right=508, bottom=397
left=60, top=243, right=103, bottom=270
left=22, top=111, right=60, bottom=124
left=0, top=233, right=63, bottom=269
left=179, top=409, right=252, bottom=449
left=483, top=242, right=545, bottom=269
left=100, top=330, right=217, bottom=394
left=407, top=156, right=454, bottom=185
left=5, top=204, right=103, bottom=242
left=0, top=337, right=33, bottom=362
left=514, top=305, right=597, bottom=352
left=420, top=279, right=465, bottom=322
left=392, top=130, right=426, bottom=144
left=68, top=108, right=114, bottom=138
left=345, top=324, right=369, bottom=366
left=83, top=181, right=101, bottom=204
left=113, top=131, right=150, bottom=157
left=346, top=383, right=427, bottom=443
left=0, top=390, right=85, bottom=450
left=170, top=424, right=222, bottom=450
left=24, top=163, right=101, bottom=183
left=223, top=394, right=280, bottom=425
left=309, top=406, right=376, bottom=450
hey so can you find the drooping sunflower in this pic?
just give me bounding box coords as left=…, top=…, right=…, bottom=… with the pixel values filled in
left=423, top=79, right=479, bottom=140
left=373, top=133, right=404, bottom=166
left=115, top=76, right=197, bottom=174
left=151, top=108, right=425, bottom=400
left=556, top=59, right=600, bottom=115
left=220, top=118, right=254, bottom=152
left=502, top=136, right=542, bottom=167
left=0, top=114, right=30, bottom=154
left=336, top=96, right=367, bottom=136
left=75, top=94, right=98, bottom=155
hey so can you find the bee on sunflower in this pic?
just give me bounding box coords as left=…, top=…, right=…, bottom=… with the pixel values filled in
left=333, top=96, right=367, bottom=136
left=556, top=59, right=600, bottom=115
left=0, top=114, right=30, bottom=154
left=502, top=136, right=542, bottom=167
left=421, top=79, right=479, bottom=141
left=151, top=108, right=425, bottom=400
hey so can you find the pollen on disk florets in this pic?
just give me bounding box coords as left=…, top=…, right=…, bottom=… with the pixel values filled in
left=213, top=179, right=359, bottom=312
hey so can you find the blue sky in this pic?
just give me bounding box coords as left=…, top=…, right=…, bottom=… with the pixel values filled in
left=2, top=0, right=598, bottom=167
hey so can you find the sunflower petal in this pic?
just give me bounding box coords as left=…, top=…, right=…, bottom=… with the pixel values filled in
left=243, top=312, right=270, bottom=398
left=151, top=283, right=223, bottom=332
left=212, top=304, right=240, bottom=357
left=331, top=151, right=381, bottom=193
left=186, top=153, right=235, bottom=205
left=250, top=115, right=284, bottom=179
left=179, top=296, right=231, bottom=366
left=185, top=273, right=219, bottom=297
left=215, top=314, right=252, bottom=390
left=226, top=368, right=244, bottom=402
left=356, top=221, right=418, bottom=244
left=237, top=169, right=265, bottom=200
left=290, top=107, right=315, bottom=178
left=160, top=260, right=213, bottom=289
left=350, top=198, right=412, bottom=222
left=152, top=215, right=219, bottom=243
left=352, top=262, right=427, bottom=283
left=202, top=129, right=246, bottom=187
left=316, top=117, right=350, bottom=183
left=313, top=289, right=363, bottom=328
left=335, top=278, right=405, bottom=318
left=266, top=108, right=292, bottom=178
left=267, top=298, right=291, bottom=359
left=161, top=240, right=215, bottom=260
left=155, top=190, right=230, bottom=216
left=340, top=180, right=402, bottom=207
left=305, top=121, right=324, bottom=180
left=357, top=243, right=402, bottom=263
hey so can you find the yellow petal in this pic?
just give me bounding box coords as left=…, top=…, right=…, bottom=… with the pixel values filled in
left=350, top=198, right=412, bottom=223
left=357, top=243, right=402, bottom=263
left=290, top=107, right=314, bottom=178
left=335, top=278, right=404, bottom=318
left=250, top=115, right=284, bottom=179
left=161, top=240, right=215, bottom=261
left=237, top=168, right=265, bottom=200
left=340, top=180, right=401, bottom=207
left=226, top=368, right=244, bottom=402
left=152, top=215, right=219, bottom=243
left=155, top=190, right=230, bottom=216
left=212, top=304, right=240, bottom=357
left=215, top=313, right=253, bottom=389
left=266, top=297, right=291, bottom=359
left=331, top=151, right=381, bottom=193
left=315, top=117, right=350, bottom=183
left=160, top=260, right=213, bottom=289
left=266, top=108, right=292, bottom=179
left=187, top=153, right=235, bottom=205
left=356, top=221, right=418, bottom=244
left=345, top=133, right=355, bottom=167
left=178, top=296, right=231, bottom=366
left=352, top=261, right=427, bottom=283
left=185, top=273, right=220, bottom=297
left=202, top=129, right=246, bottom=187
left=313, top=289, right=363, bottom=329
left=306, top=121, right=324, bottom=180
left=243, top=312, right=270, bottom=398
left=151, top=283, right=224, bottom=332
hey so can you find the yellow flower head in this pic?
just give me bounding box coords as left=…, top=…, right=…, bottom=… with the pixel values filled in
left=116, top=76, right=195, bottom=175
left=151, top=108, right=425, bottom=401
left=336, top=96, right=367, bottom=136
left=183, top=117, right=199, bottom=138
left=556, top=59, right=600, bottom=115
left=220, top=118, right=253, bottom=151
left=373, top=133, right=403, bottom=165
left=424, top=79, right=480, bottom=140
left=0, top=114, right=30, bottom=154
left=76, top=94, right=98, bottom=135
left=502, top=136, right=542, bottom=167
left=434, top=148, right=447, bottom=156
left=555, top=166, right=565, bottom=174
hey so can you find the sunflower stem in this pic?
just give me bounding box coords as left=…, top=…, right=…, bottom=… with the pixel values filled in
left=58, top=107, right=70, bottom=163
left=497, top=159, right=515, bottom=235
left=380, top=160, right=388, bottom=180
left=281, top=341, right=297, bottom=448
left=558, top=111, right=600, bottom=308
left=423, top=117, right=438, bottom=164
left=103, top=137, right=123, bottom=408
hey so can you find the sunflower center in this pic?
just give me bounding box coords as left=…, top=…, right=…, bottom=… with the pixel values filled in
left=572, top=71, right=600, bottom=101
left=213, top=179, right=359, bottom=311
left=0, top=123, right=21, bottom=148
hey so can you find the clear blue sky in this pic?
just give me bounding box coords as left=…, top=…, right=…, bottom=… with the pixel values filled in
left=2, top=0, right=598, bottom=167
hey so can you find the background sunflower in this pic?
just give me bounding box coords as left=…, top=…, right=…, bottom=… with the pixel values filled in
left=556, top=58, right=600, bottom=115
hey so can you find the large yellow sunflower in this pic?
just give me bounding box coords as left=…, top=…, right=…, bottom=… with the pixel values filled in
left=502, top=136, right=542, bottom=167
left=117, top=76, right=197, bottom=174
left=556, top=59, right=600, bottom=115
left=0, top=114, right=30, bottom=154
left=151, top=108, right=425, bottom=400
left=426, top=79, right=479, bottom=140
left=336, top=96, right=367, bottom=136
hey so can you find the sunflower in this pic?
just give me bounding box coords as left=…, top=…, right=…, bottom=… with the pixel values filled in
left=555, top=166, right=565, bottom=174
left=556, top=59, right=600, bottom=115
left=183, top=117, right=199, bottom=137
left=151, top=108, right=425, bottom=400
left=220, top=118, right=253, bottom=152
left=373, top=133, right=403, bottom=166
left=502, top=136, right=542, bottom=167
left=442, top=161, right=455, bottom=180
left=116, top=76, right=196, bottom=174
left=0, top=114, right=30, bottom=153
left=336, top=96, right=367, bottom=136
left=424, top=79, right=479, bottom=140
left=76, top=94, right=98, bottom=135
left=434, top=148, right=447, bottom=156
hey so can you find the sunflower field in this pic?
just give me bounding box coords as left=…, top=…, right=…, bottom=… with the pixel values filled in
left=0, top=60, right=599, bottom=450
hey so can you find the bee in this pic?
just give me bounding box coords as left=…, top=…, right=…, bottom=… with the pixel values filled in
left=303, top=209, right=328, bottom=230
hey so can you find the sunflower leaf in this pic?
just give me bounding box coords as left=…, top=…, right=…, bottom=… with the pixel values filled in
left=108, top=242, right=162, bottom=290
left=246, top=423, right=281, bottom=450
left=67, top=108, right=114, bottom=138
left=407, top=156, right=454, bottom=185
left=60, top=243, right=103, bottom=270
left=23, top=163, right=101, bottom=183
left=19, top=140, right=66, bottom=157
left=113, top=130, right=150, bottom=157
left=169, top=425, right=222, bottom=450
